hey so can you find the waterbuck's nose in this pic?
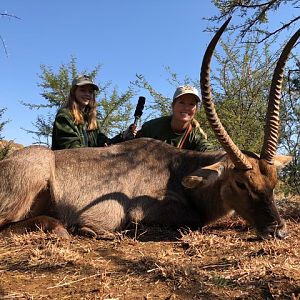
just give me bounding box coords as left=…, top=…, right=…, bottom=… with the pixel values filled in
left=275, top=223, right=288, bottom=239
left=257, top=221, right=288, bottom=240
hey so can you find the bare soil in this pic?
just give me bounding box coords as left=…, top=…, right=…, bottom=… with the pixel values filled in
left=0, top=197, right=299, bottom=300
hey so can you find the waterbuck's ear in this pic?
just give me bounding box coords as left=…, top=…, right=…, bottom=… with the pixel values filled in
left=182, top=162, right=225, bottom=189
left=273, top=155, right=293, bottom=169
left=202, top=161, right=226, bottom=174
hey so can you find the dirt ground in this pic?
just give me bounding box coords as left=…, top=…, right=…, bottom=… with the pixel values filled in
left=0, top=197, right=299, bottom=300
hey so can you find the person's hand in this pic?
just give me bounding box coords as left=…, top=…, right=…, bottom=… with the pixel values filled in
left=122, top=124, right=137, bottom=140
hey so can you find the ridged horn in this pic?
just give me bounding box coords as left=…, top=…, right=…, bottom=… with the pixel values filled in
left=200, top=18, right=252, bottom=170
left=260, top=28, right=300, bottom=164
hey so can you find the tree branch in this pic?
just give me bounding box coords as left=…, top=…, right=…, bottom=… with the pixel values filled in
left=206, top=0, right=300, bottom=43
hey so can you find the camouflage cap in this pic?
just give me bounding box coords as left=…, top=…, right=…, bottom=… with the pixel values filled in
left=173, top=85, right=200, bottom=103
left=72, top=74, right=99, bottom=91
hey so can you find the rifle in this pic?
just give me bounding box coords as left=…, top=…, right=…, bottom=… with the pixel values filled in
left=123, top=96, right=145, bottom=140
left=133, top=96, right=146, bottom=124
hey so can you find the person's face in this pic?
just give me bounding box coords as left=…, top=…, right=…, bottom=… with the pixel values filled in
left=172, top=94, right=198, bottom=123
left=74, top=85, right=95, bottom=109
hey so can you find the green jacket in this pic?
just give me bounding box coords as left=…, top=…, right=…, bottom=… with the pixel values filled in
left=51, top=108, right=123, bottom=150
left=136, top=116, right=212, bottom=152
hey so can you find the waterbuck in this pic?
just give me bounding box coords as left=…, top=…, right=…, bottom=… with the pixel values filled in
left=0, top=20, right=298, bottom=239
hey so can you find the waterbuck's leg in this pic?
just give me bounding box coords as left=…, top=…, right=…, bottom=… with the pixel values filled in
left=1, top=215, right=69, bottom=238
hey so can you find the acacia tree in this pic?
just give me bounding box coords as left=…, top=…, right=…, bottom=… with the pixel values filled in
left=208, top=0, right=300, bottom=42
left=22, top=57, right=135, bottom=146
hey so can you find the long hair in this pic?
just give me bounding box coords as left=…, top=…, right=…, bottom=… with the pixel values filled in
left=191, top=118, right=207, bottom=139
left=67, top=86, right=98, bottom=131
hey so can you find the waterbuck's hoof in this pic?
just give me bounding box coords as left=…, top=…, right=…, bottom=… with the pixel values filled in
left=77, top=226, right=97, bottom=238
left=53, top=226, right=70, bottom=239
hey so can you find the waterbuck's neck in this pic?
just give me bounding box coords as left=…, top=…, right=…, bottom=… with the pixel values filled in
left=187, top=178, right=230, bottom=227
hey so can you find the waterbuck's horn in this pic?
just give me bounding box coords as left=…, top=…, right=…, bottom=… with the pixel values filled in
left=200, top=17, right=252, bottom=170
left=260, top=28, right=300, bottom=164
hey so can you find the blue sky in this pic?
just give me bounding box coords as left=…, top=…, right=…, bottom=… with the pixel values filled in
left=0, top=1, right=298, bottom=146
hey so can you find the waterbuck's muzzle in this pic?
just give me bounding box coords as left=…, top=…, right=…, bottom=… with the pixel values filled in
left=256, top=221, right=288, bottom=240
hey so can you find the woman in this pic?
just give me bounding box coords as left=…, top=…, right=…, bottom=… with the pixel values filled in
left=51, top=74, right=134, bottom=150
left=136, top=85, right=212, bottom=151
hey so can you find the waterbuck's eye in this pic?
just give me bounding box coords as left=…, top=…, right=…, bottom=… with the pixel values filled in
left=236, top=180, right=247, bottom=190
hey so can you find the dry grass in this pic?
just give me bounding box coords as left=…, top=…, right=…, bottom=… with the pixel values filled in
left=0, top=197, right=299, bottom=300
